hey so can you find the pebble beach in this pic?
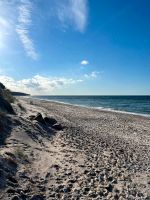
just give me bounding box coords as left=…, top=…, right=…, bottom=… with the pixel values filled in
left=0, top=97, right=150, bottom=199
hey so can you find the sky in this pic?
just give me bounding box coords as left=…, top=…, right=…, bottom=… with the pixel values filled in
left=0, top=0, right=150, bottom=95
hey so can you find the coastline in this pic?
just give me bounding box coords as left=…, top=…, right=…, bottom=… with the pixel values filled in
left=30, top=96, right=150, bottom=118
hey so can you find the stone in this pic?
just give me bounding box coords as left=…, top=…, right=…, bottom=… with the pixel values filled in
left=52, top=123, right=63, bottom=130
left=11, top=195, right=20, bottom=200
left=49, top=192, right=55, bottom=198
left=83, top=187, right=90, bottom=194
left=6, top=187, right=16, bottom=194
left=84, top=169, right=89, bottom=174
left=29, top=115, right=35, bottom=120
left=30, top=194, right=45, bottom=200
left=67, top=179, right=76, bottom=184
left=7, top=175, right=18, bottom=184
left=89, top=171, right=96, bottom=177
left=106, top=184, right=113, bottom=192
left=107, top=176, right=113, bottom=182
left=33, top=113, right=46, bottom=125
left=44, top=117, right=57, bottom=125
left=88, top=191, right=97, bottom=198
left=63, top=187, right=71, bottom=193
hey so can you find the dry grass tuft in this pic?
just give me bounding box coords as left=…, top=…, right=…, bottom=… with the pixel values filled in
left=17, top=103, right=26, bottom=112
left=14, top=148, right=28, bottom=162
left=2, top=89, right=15, bottom=103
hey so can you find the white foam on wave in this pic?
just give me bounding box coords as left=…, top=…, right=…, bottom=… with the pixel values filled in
left=95, top=107, right=150, bottom=117
left=31, top=96, right=150, bottom=118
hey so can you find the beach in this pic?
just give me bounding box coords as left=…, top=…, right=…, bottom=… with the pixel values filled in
left=0, top=97, right=150, bottom=199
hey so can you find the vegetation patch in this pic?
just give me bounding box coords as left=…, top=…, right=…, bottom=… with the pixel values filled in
left=17, top=103, right=26, bottom=112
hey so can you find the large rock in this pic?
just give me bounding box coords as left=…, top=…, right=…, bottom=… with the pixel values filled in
left=44, top=117, right=57, bottom=125
left=33, top=113, right=46, bottom=125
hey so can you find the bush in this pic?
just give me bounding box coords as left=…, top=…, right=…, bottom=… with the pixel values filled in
left=0, top=83, right=15, bottom=114
left=2, top=89, right=15, bottom=103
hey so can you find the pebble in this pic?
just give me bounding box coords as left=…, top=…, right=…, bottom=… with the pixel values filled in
left=11, top=196, right=20, bottom=200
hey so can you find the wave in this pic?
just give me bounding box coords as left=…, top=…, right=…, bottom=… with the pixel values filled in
left=95, top=107, right=150, bottom=117
left=31, top=96, right=150, bottom=118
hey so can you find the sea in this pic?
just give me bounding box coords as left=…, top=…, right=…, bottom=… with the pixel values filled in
left=33, top=96, right=150, bottom=117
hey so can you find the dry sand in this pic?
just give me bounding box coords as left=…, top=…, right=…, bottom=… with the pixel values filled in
left=0, top=97, right=150, bottom=200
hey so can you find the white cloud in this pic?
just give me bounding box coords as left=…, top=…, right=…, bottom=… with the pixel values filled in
left=81, top=60, right=89, bottom=65
left=0, top=75, right=83, bottom=95
left=84, top=71, right=99, bottom=79
left=57, top=0, right=88, bottom=32
left=16, top=0, right=38, bottom=60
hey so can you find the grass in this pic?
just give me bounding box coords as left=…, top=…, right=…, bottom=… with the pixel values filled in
left=14, top=148, right=28, bottom=162
left=2, top=89, right=15, bottom=103
left=29, top=100, right=33, bottom=105
left=17, top=103, right=26, bottom=112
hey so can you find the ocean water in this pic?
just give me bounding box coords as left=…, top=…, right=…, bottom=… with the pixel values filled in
left=33, top=96, right=150, bottom=116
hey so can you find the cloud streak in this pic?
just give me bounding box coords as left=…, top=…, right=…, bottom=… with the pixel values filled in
left=16, top=0, right=38, bottom=60
left=57, top=0, right=88, bottom=32
left=84, top=71, right=100, bottom=79
left=0, top=0, right=14, bottom=50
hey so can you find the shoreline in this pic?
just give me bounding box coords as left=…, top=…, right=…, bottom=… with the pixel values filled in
left=29, top=96, right=150, bottom=118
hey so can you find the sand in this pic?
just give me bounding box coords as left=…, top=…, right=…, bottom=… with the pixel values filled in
left=0, top=97, right=150, bottom=200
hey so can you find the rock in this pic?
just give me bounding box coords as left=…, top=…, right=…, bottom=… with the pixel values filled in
left=113, top=193, right=120, bottom=199
left=88, top=171, right=96, bottom=177
left=88, top=191, right=97, bottom=198
left=107, top=176, right=113, bottom=182
left=37, top=185, right=46, bottom=192
left=49, top=192, right=56, bottom=198
left=11, top=195, right=20, bottom=200
left=30, top=194, right=45, bottom=200
left=84, top=169, right=89, bottom=174
left=63, top=187, right=71, bottom=193
left=6, top=187, right=16, bottom=194
left=44, top=117, right=57, bottom=125
left=106, top=184, right=113, bottom=192
left=29, top=115, right=35, bottom=120
left=33, top=113, right=46, bottom=125
left=52, top=123, right=63, bottom=130
left=83, top=187, right=90, bottom=194
left=7, top=175, right=18, bottom=184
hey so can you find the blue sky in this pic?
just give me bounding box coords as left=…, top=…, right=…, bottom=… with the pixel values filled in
left=0, top=0, right=149, bottom=95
